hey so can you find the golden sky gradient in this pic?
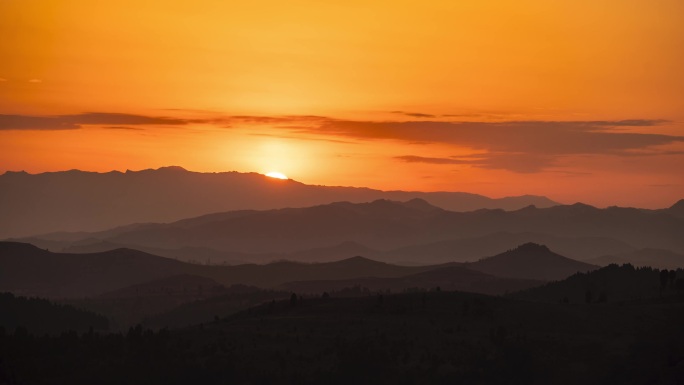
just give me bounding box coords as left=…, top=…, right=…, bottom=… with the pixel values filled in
left=1, top=0, right=683, bottom=208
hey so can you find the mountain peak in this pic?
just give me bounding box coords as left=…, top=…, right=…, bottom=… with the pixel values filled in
left=1, top=170, right=29, bottom=176
left=513, top=242, right=550, bottom=252
left=670, top=199, right=684, bottom=210
left=334, top=255, right=384, bottom=266
left=401, top=198, right=440, bottom=211
left=157, top=166, right=188, bottom=172
left=0, top=241, right=46, bottom=253
left=569, top=202, right=597, bottom=209
left=470, top=242, right=597, bottom=281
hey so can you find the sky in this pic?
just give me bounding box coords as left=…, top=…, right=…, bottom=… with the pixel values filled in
left=1, top=0, right=683, bottom=208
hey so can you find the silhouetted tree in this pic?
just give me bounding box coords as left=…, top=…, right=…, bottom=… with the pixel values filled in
left=669, top=270, right=677, bottom=287
left=322, top=292, right=330, bottom=299
left=290, top=293, right=298, bottom=307
left=660, top=270, right=669, bottom=289
left=585, top=290, right=593, bottom=304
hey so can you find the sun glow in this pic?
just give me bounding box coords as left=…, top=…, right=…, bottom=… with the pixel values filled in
left=265, top=171, right=288, bottom=180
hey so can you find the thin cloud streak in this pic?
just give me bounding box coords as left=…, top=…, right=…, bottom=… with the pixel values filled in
left=0, top=113, right=193, bottom=130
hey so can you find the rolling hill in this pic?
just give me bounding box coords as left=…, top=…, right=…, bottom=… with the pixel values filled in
left=0, top=242, right=440, bottom=298
left=385, top=231, right=636, bottom=264
left=586, top=248, right=684, bottom=270
left=0, top=292, right=109, bottom=334
left=279, top=265, right=542, bottom=296
left=465, top=243, right=598, bottom=281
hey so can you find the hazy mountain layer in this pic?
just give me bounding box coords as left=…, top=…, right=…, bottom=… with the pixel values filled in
left=0, top=242, right=438, bottom=298
left=0, top=167, right=558, bottom=238
left=22, top=199, right=684, bottom=260
left=1, top=241, right=599, bottom=300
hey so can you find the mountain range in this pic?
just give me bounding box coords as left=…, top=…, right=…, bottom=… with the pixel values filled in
left=14, top=198, right=684, bottom=267
left=0, top=241, right=595, bottom=300
left=0, top=166, right=558, bottom=238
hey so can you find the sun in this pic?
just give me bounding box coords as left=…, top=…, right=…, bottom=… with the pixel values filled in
left=265, top=171, right=288, bottom=180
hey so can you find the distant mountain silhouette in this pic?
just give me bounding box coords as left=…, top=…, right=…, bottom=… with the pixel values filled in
left=0, top=167, right=558, bottom=238
left=465, top=243, right=598, bottom=281
left=0, top=242, right=189, bottom=298
left=663, top=199, right=684, bottom=219
left=385, top=231, right=635, bottom=264
left=60, top=240, right=253, bottom=265
left=21, top=199, right=683, bottom=260
left=586, top=248, right=684, bottom=270
left=0, top=242, right=442, bottom=298
left=11, top=230, right=635, bottom=267
left=99, top=274, right=222, bottom=299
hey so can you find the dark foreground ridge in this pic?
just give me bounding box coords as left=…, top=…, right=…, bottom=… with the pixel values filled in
left=2, top=289, right=683, bottom=385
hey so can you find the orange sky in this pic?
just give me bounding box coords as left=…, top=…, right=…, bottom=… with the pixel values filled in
left=1, top=0, right=683, bottom=208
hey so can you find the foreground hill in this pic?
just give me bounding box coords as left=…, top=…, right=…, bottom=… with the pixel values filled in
left=3, top=290, right=683, bottom=385
left=466, top=243, right=598, bottom=281
left=586, top=248, right=684, bottom=270
left=513, top=264, right=683, bottom=303
left=279, top=266, right=542, bottom=296
left=0, top=292, right=108, bottom=334
left=67, top=279, right=286, bottom=330
left=0, top=167, right=557, bottom=238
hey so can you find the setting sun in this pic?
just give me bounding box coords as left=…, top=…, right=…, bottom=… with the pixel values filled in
left=265, top=171, right=288, bottom=180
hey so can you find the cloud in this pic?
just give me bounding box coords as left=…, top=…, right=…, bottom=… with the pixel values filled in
left=395, top=153, right=556, bottom=173
left=391, top=111, right=436, bottom=118
left=228, top=115, right=330, bottom=125
left=104, top=126, right=146, bottom=131
left=395, top=155, right=473, bottom=165
left=313, top=119, right=681, bottom=155
left=371, top=119, right=682, bottom=172
left=463, top=153, right=558, bottom=173
left=28, top=79, right=42, bottom=83
left=0, top=115, right=80, bottom=130
left=72, top=112, right=189, bottom=125
left=0, top=113, right=191, bottom=130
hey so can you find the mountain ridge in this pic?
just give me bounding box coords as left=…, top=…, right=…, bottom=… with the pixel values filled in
left=465, top=242, right=598, bottom=280
left=0, top=167, right=558, bottom=238
left=1, top=240, right=597, bottom=299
